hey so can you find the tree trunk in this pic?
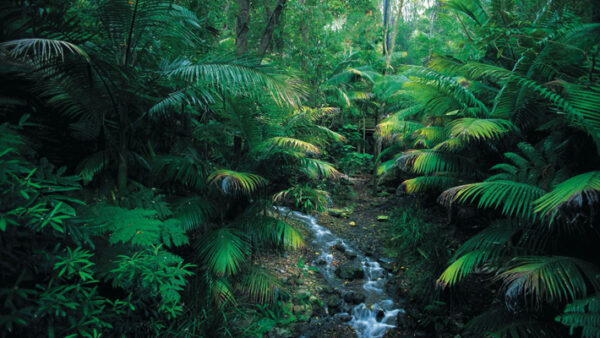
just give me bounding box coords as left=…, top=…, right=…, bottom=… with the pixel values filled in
left=385, top=0, right=404, bottom=71
left=235, top=0, right=250, bottom=53
left=258, top=0, right=287, bottom=58
left=117, top=104, right=129, bottom=193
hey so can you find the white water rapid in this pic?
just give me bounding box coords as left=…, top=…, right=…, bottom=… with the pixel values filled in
left=275, top=207, right=404, bottom=338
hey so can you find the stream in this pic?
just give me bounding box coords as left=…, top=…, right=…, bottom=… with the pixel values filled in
left=275, top=207, right=403, bottom=338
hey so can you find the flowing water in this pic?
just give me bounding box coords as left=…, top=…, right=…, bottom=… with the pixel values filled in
left=275, top=207, right=403, bottom=338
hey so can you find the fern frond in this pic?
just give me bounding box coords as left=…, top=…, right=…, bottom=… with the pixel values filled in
left=557, top=294, right=600, bottom=338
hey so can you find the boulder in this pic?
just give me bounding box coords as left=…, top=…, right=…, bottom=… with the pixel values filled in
left=326, top=295, right=342, bottom=311
left=321, top=285, right=335, bottom=294
left=332, top=243, right=346, bottom=253
left=335, top=263, right=364, bottom=280
left=343, top=291, right=366, bottom=304
left=337, top=313, right=353, bottom=322
left=344, top=251, right=358, bottom=260
left=314, top=258, right=327, bottom=265
left=328, top=209, right=348, bottom=218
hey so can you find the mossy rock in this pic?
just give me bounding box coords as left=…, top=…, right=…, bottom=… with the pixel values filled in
left=328, top=207, right=354, bottom=218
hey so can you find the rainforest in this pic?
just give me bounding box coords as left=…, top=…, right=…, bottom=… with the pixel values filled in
left=1, top=0, right=600, bottom=337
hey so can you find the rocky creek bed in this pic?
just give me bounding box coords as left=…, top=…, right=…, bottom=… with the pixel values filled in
left=267, top=194, right=420, bottom=338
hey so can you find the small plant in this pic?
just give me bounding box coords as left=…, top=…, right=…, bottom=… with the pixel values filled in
left=274, top=184, right=331, bottom=214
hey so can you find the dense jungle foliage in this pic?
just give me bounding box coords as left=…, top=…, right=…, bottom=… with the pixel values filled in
left=1, top=0, right=599, bottom=337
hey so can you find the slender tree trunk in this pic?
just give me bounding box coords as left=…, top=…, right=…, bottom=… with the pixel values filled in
left=428, top=1, right=440, bottom=59
left=362, top=115, right=366, bottom=154
left=236, top=0, right=250, bottom=53
left=258, top=0, right=287, bottom=58
left=118, top=104, right=129, bottom=193
left=385, top=0, right=404, bottom=70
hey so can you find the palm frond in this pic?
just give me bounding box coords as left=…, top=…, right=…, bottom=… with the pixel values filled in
left=465, top=305, right=563, bottom=337
left=534, top=171, right=600, bottom=219
left=174, top=198, right=216, bottom=232
left=163, top=56, right=304, bottom=107
left=0, top=38, right=89, bottom=63
left=499, top=256, right=600, bottom=305
left=262, top=137, right=321, bottom=154
left=196, top=228, right=249, bottom=276
left=207, top=169, right=267, bottom=195
left=440, top=181, right=546, bottom=219
left=240, top=267, right=281, bottom=304
left=399, top=149, right=471, bottom=175
left=449, top=118, right=515, bottom=141
left=439, top=220, right=519, bottom=286
left=402, top=175, right=462, bottom=193
left=299, top=158, right=342, bottom=179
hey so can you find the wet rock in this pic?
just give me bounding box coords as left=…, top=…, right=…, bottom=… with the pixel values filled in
left=331, top=243, right=346, bottom=253
left=321, top=285, right=335, bottom=294
left=343, top=291, right=366, bottom=304
left=364, top=247, right=375, bottom=257
left=326, top=295, right=342, bottom=311
left=377, top=215, right=389, bottom=222
left=376, top=310, right=385, bottom=322
left=335, top=263, right=364, bottom=280
left=314, top=258, right=327, bottom=265
left=337, top=314, right=353, bottom=322
left=328, top=209, right=349, bottom=218
left=344, top=251, right=358, bottom=260
left=380, top=261, right=395, bottom=272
